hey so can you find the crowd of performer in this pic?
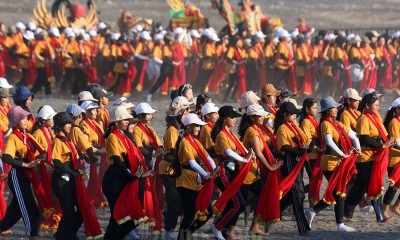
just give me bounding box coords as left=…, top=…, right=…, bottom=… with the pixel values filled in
left=0, top=19, right=400, bottom=240
left=1, top=20, right=400, bottom=102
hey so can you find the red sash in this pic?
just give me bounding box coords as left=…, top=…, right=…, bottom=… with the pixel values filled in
left=61, top=135, right=104, bottom=238
left=137, top=122, right=159, bottom=150
left=213, top=129, right=252, bottom=215
left=279, top=122, right=309, bottom=198
left=112, top=129, right=148, bottom=225
left=381, top=47, right=394, bottom=89
left=83, top=118, right=105, bottom=146
left=184, top=135, right=215, bottom=220
left=254, top=125, right=282, bottom=225
left=267, top=104, right=277, bottom=115
left=321, top=118, right=358, bottom=204
left=42, top=40, right=54, bottom=80
left=300, top=47, right=313, bottom=95
left=260, top=124, right=278, bottom=152
left=305, top=116, right=324, bottom=204
left=283, top=43, right=297, bottom=93
left=38, top=126, right=54, bottom=203
left=364, top=113, right=389, bottom=199
left=233, top=47, right=247, bottom=99
left=342, top=51, right=353, bottom=88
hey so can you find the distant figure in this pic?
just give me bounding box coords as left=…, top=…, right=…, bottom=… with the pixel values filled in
left=296, top=17, right=314, bottom=35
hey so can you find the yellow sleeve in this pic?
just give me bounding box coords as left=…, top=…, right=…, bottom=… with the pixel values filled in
left=334, top=48, right=344, bottom=61
left=51, top=138, right=71, bottom=163
left=135, top=43, right=143, bottom=54
left=295, top=48, right=303, bottom=61
left=32, top=130, right=48, bottom=151
left=179, top=139, right=196, bottom=163
left=205, top=44, right=213, bottom=57
left=163, top=127, right=179, bottom=154
left=300, top=119, right=313, bottom=141
left=356, top=116, right=370, bottom=136
left=226, top=47, right=234, bottom=59
left=132, top=126, right=144, bottom=148
left=70, top=127, right=92, bottom=152
left=3, top=135, right=17, bottom=158
left=276, top=127, right=290, bottom=151
left=199, top=125, right=214, bottom=150
left=149, top=127, right=163, bottom=147
left=106, top=133, right=126, bottom=162
left=390, top=120, right=400, bottom=138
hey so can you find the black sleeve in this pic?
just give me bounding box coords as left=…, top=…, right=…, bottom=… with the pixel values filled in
left=308, top=138, right=316, bottom=153
left=226, top=57, right=234, bottom=64
left=111, top=155, right=137, bottom=182
left=116, top=56, right=126, bottom=62
left=164, top=148, right=177, bottom=163
left=53, top=159, right=80, bottom=177
left=164, top=57, right=173, bottom=65
left=2, top=154, right=23, bottom=167
left=85, top=147, right=100, bottom=164
left=359, top=135, right=383, bottom=148
left=279, top=53, right=289, bottom=62
left=206, top=147, right=219, bottom=159
left=351, top=58, right=365, bottom=68
left=281, top=145, right=307, bottom=156
left=139, top=147, right=151, bottom=157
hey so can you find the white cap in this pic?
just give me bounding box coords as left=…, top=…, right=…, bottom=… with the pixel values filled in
left=190, top=29, right=201, bottom=38
left=255, top=31, right=266, bottom=39
left=173, top=27, right=184, bottom=35
left=159, top=30, right=167, bottom=36
left=327, top=33, right=336, bottom=41
left=38, top=105, right=57, bottom=120
left=73, top=28, right=81, bottom=35
left=83, top=33, right=90, bottom=41
left=111, top=33, right=121, bottom=41
left=346, top=33, right=355, bottom=42
left=49, top=27, right=60, bottom=37
left=183, top=113, right=206, bottom=126
left=66, top=31, right=76, bottom=38
left=113, top=97, right=135, bottom=109
left=203, top=28, right=212, bottom=38
left=393, top=31, right=400, bottom=39
left=64, top=27, right=73, bottom=34
left=110, top=106, right=133, bottom=122
left=201, top=103, right=219, bottom=116
left=281, top=30, right=291, bottom=38
left=209, top=32, right=220, bottom=42
left=23, top=31, right=35, bottom=40
left=0, top=78, right=13, bottom=89
left=154, top=33, right=164, bottom=41
left=246, top=104, right=269, bottom=117
left=140, top=31, right=152, bottom=41
left=291, top=29, right=299, bottom=39
left=134, top=24, right=143, bottom=33
left=371, top=30, right=380, bottom=37
left=78, top=91, right=98, bottom=102
left=27, top=22, right=37, bottom=31
left=391, top=97, right=400, bottom=110
left=88, top=30, right=97, bottom=37
left=15, top=22, right=26, bottom=30
left=34, top=28, right=43, bottom=36
left=97, top=22, right=107, bottom=30
left=80, top=100, right=99, bottom=111
left=135, top=103, right=157, bottom=114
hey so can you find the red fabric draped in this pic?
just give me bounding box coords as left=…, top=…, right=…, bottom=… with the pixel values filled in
left=258, top=45, right=267, bottom=87
left=359, top=50, right=377, bottom=91
left=213, top=128, right=251, bottom=215
left=305, top=116, right=323, bottom=204
left=364, top=113, right=389, bottom=199
left=187, top=42, right=199, bottom=84
left=342, top=51, right=353, bottom=88
left=62, top=135, right=104, bottom=238
left=279, top=122, right=308, bottom=198
left=136, top=122, right=164, bottom=211
left=381, top=47, right=394, bottom=89
left=182, top=135, right=215, bottom=221
left=27, top=46, right=37, bottom=87
left=112, top=129, right=148, bottom=225
left=233, top=48, right=247, bottom=99
left=83, top=119, right=106, bottom=210
left=79, top=45, right=96, bottom=84
left=136, top=59, right=148, bottom=92
left=42, top=40, right=54, bottom=81
left=206, top=46, right=226, bottom=93
left=172, top=43, right=186, bottom=89
left=300, top=47, right=313, bottom=95
left=38, top=127, right=54, bottom=204
left=283, top=43, right=297, bottom=93
left=321, top=118, right=358, bottom=204
left=253, top=125, right=282, bottom=226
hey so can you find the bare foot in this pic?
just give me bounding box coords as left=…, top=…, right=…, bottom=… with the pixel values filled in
left=227, top=232, right=240, bottom=240
left=249, top=228, right=269, bottom=236
left=389, top=205, right=400, bottom=216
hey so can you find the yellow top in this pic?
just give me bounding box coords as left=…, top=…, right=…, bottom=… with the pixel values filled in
left=295, top=46, right=311, bottom=77
left=132, top=124, right=162, bottom=149
left=80, top=119, right=104, bottom=147
left=340, top=109, right=361, bottom=131
left=32, top=127, right=54, bottom=153
left=68, top=126, right=92, bottom=152
left=320, top=120, right=349, bottom=171
left=33, top=40, right=55, bottom=68
left=160, top=126, right=179, bottom=175
left=275, top=42, right=291, bottom=70
left=4, top=132, right=42, bottom=159
left=202, top=43, right=216, bottom=70
left=176, top=137, right=208, bottom=191
left=356, top=114, right=386, bottom=162
left=106, top=132, right=128, bottom=165
left=199, top=124, right=215, bottom=150
left=16, top=43, right=30, bottom=69
left=276, top=123, right=310, bottom=151
left=388, top=118, right=400, bottom=167
left=300, top=118, right=319, bottom=160
left=52, top=137, right=79, bottom=163
left=242, top=126, right=262, bottom=184
left=215, top=130, right=242, bottom=158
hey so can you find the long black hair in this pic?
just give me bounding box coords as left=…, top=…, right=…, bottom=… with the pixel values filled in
left=299, top=98, right=317, bottom=124
left=358, top=93, right=379, bottom=112
left=274, top=108, right=286, bottom=134
left=319, top=110, right=330, bottom=134
left=211, top=115, right=226, bottom=142
left=384, top=107, right=397, bottom=129
left=238, top=113, right=253, bottom=141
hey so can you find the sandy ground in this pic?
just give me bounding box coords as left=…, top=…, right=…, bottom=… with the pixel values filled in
left=0, top=91, right=399, bottom=239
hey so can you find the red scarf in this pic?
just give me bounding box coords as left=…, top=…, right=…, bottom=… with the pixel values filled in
left=305, top=116, right=324, bottom=204
left=38, top=126, right=54, bottom=203
left=278, top=122, right=309, bottom=198
left=136, top=42, right=149, bottom=92
left=83, top=118, right=106, bottom=209
left=233, top=47, right=247, bottom=99
left=254, top=125, right=282, bottom=225
left=42, top=40, right=54, bottom=80
left=121, top=44, right=137, bottom=94
left=283, top=42, right=297, bottom=93
left=321, top=118, right=358, bottom=204
left=60, top=134, right=104, bottom=238
left=267, top=104, right=278, bottom=115
left=346, top=109, right=360, bottom=122
left=213, top=128, right=252, bottom=215
left=12, top=129, right=55, bottom=215
left=137, top=122, right=164, bottom=211
left=381, top=47, right=394, bottom=89
left=299, top=46, right=313, bottom=95
left=183, top=134, right=215, bottom=221
left=388, top=117, right=400, bottom=188
left=112, top=129, right=148, bottom=225
left=341, top=49, right=353, bottom=88
left=260, top=124, right=278, bottom=152
left=79, top=45, right=96, bottom=83
left=364, top=113, right=389, bottom=199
